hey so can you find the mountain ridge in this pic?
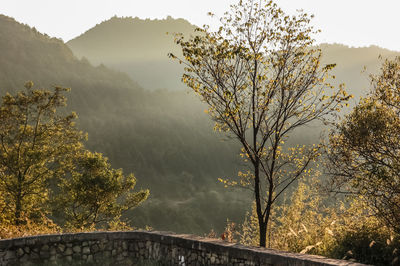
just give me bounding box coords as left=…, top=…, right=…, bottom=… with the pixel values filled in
left=2, top=13, right=400, bottom=235
left=0, top=14, right=247, bottom=234
left=67, top=16, right=400, bottom=95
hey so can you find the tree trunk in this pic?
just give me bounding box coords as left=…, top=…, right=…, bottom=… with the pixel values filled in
left=15, top=194, right=22, bottom=225
left=15, top=172, right=23, bottom=225
left=253, top=161, right=267, bottom=247
left=259, top=220, right=267, bottom=247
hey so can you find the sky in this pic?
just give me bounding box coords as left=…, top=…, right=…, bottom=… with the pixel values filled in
left=2, top=0, right=400, bottom=51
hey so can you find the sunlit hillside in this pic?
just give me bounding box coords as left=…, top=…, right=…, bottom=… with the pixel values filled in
left=0, top=14, right=248, bottom=234
left=2, top=13, right=400, bottom=238
left=68, top=16, right=400, bottom=101
left=2, top=0, right=400, bottom=262
left=68, top=16, right=194, bottom=91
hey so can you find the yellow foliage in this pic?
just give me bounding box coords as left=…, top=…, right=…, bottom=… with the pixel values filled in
left=238, top=177, right=399, bottom=264
left=0, top=214, right=60, bottom=240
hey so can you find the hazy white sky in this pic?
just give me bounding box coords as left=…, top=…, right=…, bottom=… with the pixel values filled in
left=2, top=0, right=400, bottom=51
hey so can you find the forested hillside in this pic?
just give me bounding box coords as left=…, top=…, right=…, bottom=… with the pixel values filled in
left=67, top=16, right=400, bottom=101
left=2, top=14, right=400, bottom=236
left=319, top=43, right=400, bottom=101
left=67, top=16, right=193, bottom=91
left=0, top=15, right=247, bottom=234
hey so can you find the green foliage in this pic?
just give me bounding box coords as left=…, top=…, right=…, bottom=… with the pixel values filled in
left=0, top=14, right=246, bottom=234
left=3, top=12, right=400, bottom=237
left=326, top=56, right=400, bottom=234
left=171, top=0, right=351, bottom=246
left=54, top=151, right=149, bottom=230
left=0, top=82, right=149, bottom=233
left=0, top=82, right=85, bottom=225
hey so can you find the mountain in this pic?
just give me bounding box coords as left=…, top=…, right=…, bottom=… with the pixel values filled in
left=319, top=43, right=400, bottom=103
left=67, top=16, right=195, bottom=91
left=66, top=16, right=400, bottom=169
left=3, top=14, right=400, bottom=236
left=67, top=16, right=400, bottom=101
left=0, top=15, right=144, bottom=110
left=0, top=14, right=249, bottom=234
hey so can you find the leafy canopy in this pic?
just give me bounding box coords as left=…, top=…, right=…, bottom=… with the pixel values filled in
left=0, top=81, right=84, bottom=225
left=0, top=82, right=149, bottom=230
left=55, top=151, right=149, bottom=230
left=327, top=56, right=400, bottom=234
left=170, top=0, right=351, bottom=247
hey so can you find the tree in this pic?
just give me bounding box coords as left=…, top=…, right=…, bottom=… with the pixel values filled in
left=326, top=56, right=400, bottom=234
left=0, top=82, right=84, bottom=225
left=239, top=180, right=400, bottom=265
left=240, top=177, right=336, bottom=253
left=170, top=0, right=350, bottom=247
left=54, top=151, right=149, bottom=229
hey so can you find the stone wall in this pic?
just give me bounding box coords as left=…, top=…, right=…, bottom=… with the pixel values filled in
left=0, top=231, right=365, bottom=265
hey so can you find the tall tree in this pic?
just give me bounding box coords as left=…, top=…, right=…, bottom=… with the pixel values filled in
left=0, top=82, right=84, bottom=225
left=326, top=57, right=400, bottom=234
left=170, top=0, right=350, bottom=247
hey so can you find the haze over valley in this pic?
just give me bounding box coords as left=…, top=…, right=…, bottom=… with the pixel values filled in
left=1, top=12, right=399, bottom=235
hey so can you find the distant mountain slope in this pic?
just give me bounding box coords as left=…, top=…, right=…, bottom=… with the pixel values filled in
left=67, top=16, right=400, bottom=99
left=68, top=16, right=195, bottom=91
left=0, top=14, right=247, bottom=234
left=0, top=15, right=144, bottom=112
left=319, top=43, right=400, bottom=102
left=3, top=14, right=400, bottom=236
left=68, top=16, right=192, bottom=62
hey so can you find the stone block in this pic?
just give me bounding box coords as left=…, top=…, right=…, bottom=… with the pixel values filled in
left=64, top=248, right=73, bottom=256
left=190, top=252, right=198, bottom=261
left=91, top=244, right=99, bottom=253
left=39, top=250, right=50, bottom=259
left=72, top=245, right=81, bottom=253
left=47, top=235, right=61, bottom=243
left=29, top=251, right=40, bottom=260
left=145, top=240, right=151, bottom=248
left=50, top=247, right=56, bottom=255
left=25, top=239, right=36, bottom=246
left=128, top=242, right=136, bottom=252
left=49, top=254, right=57, bottom=261
left=12, top=238, right=26, bottom=247
left=19, top=254, right=30, bottom=262
left=72, top=253, right=81, bottom=260
left=16, top=248, right=24, bottom=257
left=105, top=241, right=113, bottom=251
left=93, top=252, right=103, bottom=262
left=23, top=246, right=30, bottom=254
left=122, top=241, right=128, bottom=250
left=82, top=246, right=90, bottom=254
left=57, top=244, right=65, bottom=253
left=4, top=250, right=16, bottom=261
